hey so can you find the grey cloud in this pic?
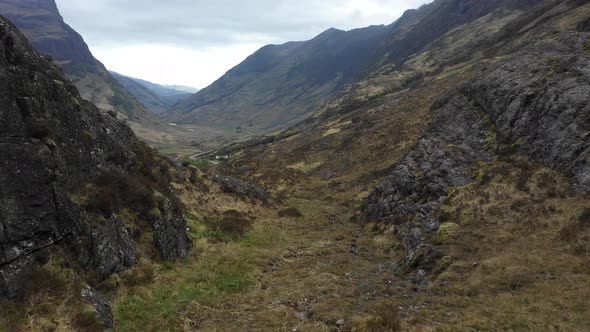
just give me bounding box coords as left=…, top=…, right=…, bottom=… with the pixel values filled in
left=56, top=0, right=431, bottom=49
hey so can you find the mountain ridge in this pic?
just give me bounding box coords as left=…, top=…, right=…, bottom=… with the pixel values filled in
left=165, top=0, right=555, bottom=140
left=165, top=24, right=390, bottom=133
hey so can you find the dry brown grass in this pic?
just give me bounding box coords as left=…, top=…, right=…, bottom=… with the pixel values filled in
left=402, top=157, right=590, bottom=331
left=0, top=249, right=98, bottom=332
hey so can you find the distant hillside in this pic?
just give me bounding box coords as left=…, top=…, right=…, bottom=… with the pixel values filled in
left=0, top=0, right=192, bottom=147
left=165, top=25, right=390, bottom=132
left=165, top=85, right=199, bottom=94
left=117, top=73, right=199, bottom=97
left=110, top=71, right=193, bottom=115
left=166, top=0, right=554, bottom=142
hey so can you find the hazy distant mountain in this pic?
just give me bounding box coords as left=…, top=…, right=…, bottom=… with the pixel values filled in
left=0, top=0, right=192, bottom=147
left=110, top=71, right=194, bottom=115
left=117, top=74, right=199, bottom=97
left=164, top=85, right=200, bottom=94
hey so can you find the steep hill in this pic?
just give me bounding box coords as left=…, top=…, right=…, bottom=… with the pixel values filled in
left=0, top=15, right=188, bottom=328
left=110, top=71, right=193, bottom=115
left=166, top=25, right=390, bottom=133
left=0, top=0, right=193, bottom=147
left=165, top=0, right=553, bottom=139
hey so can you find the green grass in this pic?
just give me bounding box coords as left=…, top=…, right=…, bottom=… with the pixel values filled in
left=584, top=37, right=590, bottom=53
left=112, top=208, right=279, bottom=331
left=114, top=250, right=254, bottom=332
left=274, top=129, right=300, bottom=140
left=182, top=158, right=210, bottom=171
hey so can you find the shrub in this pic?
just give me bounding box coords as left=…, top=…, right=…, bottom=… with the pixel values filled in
left=71, top=309, right=101, bottom=332
left=26, top=266, right=69, bottom=295
left=86, top=173, right=155, bottom=217
left=361, top=301, right=401, bottom=332
left=121, top=264, right=155, bottom=287
left=277, top=207, right=303, bottom=218
left=578, top=208, right=590, bottom=226
left=560, top=208, right=590, bottom=244
left=437, top=209, right=452, bottom=223
left=516, top=166, right=533, bottom=192
left=26, top=120, right=53, bottom=139
left=147, top=207, right=162, bottom=220
left=206, top=210, right=253, bottom=241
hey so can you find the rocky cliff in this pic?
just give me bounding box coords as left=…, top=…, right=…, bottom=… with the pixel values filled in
left=0, top=16, right=189, bottom=300
left=363, top=31, right=590, bottom=270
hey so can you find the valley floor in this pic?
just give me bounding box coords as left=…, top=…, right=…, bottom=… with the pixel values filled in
left=112, top=160, right=590, bottom=332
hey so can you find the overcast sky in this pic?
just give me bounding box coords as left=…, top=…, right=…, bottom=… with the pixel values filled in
left=56, top=0, right=431, bottom=89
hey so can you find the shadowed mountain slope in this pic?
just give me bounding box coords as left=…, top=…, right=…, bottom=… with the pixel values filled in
left=0, top=0, right=193, bottom=147
left=166, top=25, right=390, bottom=133
left=166, top=0, right=555, bottom=140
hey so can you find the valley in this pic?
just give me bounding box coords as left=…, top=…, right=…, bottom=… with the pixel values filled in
left=0, top=0, right=589, bottom=331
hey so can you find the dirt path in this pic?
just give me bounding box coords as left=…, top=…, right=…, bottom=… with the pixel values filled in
left=183, top=196, right=408, bottom=331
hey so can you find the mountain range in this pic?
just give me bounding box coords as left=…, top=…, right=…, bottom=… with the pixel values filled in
left=165, top=25, right=390, bottom=133
left=163, top=0, right=551, bottom=138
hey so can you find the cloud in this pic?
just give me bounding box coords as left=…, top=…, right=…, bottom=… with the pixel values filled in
left=56, top=0, right=431, bottom=88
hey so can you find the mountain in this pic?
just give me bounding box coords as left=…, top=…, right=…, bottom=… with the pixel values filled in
left=165, top=25, right=390, bottom=133
left=0, top=15, right=188, bottom=328
left=116, top=74, right=199, bottom=97
left=0, top=0, right=193, bottom=147
left=165, top=85, right=199, bottom=94
left=110, top=71, right=193, bottom=115
left=164, top=0, right=549, bottom=138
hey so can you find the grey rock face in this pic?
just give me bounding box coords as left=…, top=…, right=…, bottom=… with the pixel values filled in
left=363, top=32, right=590, bottom=270
left=81, top=287, right=115, bottom=329
left=83, top=216, right=137, bottom=279
left=0, top=17, right=188, bottom=298
left=465, top=33, right=590, bottom=193
left=363, top=92, right=492, bottom=269
left=215, top=174, right=270, bottom=201
left=148, top=197, right=190, bottom=261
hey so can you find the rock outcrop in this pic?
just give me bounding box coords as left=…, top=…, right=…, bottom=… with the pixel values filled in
left=363, top=32, right=590, bottom=270
left=81, top=287, right=115, bottom=329
left=215, top=174, right=270, bottom=202
left=0, top=16, right=189, bottom=298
